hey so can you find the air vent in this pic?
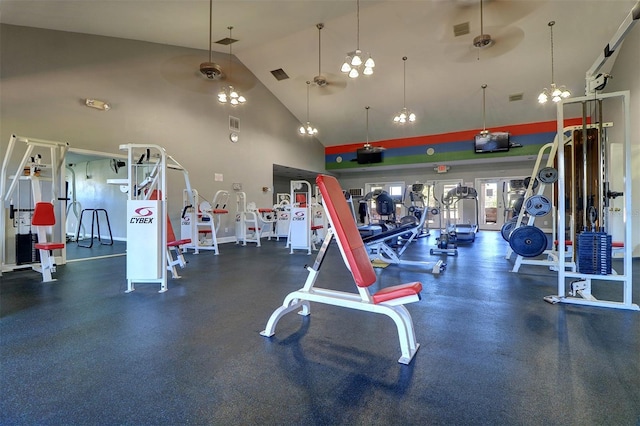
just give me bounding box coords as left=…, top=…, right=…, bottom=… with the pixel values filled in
left=509, top=93, right=524, bottom=102
left=453, top=22, right=470, bottom=37
left=215, top=37, right=237, bottom=46
left=349, top=188, right=364, bottom=197
left=270, top=68, right=290, bottom=81
left=229, top=116, right=240, bottom=131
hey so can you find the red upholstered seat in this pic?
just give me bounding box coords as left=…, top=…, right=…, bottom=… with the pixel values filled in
left=258, top=208, right=273, bottom=213
left=373, top=282, right=423, bottom=304
left=34, top=242, right=65, bottom=251
left=213, top=209, right=228, bottom=214
left=311, top=225, right=323, bottom=231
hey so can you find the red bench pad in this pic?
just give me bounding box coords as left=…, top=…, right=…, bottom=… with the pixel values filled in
left=316, top=175, right=378, bottom=288
left=35, top=242, right=65, bottom=250
left=167, top=239, right=191, bottom=247
left=213, top=209, right=228, bottom=214
left=373, top=282, right=423, bottom=304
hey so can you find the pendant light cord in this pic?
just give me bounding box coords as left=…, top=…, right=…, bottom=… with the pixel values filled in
left=481, top=84, right=487, bottom=132
left=356, top=0, right=360, bottom=50
left=402, top=57, right=407, bottom=108
left=365, top=105, right=370, bottom=145
left=208, top=0, right=212, bottom=63
left=549, top=21, right=555, bottom=84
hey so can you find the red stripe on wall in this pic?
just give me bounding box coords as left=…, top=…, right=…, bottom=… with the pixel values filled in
left=324, top=117, right=586, bottom=155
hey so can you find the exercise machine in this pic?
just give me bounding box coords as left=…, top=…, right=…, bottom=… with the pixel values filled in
left=1, top=135, right=69, bottom=281
left=363, top=202, right=445, bottom=274
left=286, top=180, right=313, bottom=254
left=181, top=189, right=228, bottom=255
left=115, top=143, right=194, bottom=293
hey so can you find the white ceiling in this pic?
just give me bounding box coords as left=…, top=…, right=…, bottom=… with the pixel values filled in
left=1, top=0, right=637, bottom=147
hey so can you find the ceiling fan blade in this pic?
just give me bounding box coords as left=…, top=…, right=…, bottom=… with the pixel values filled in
left=160, top=54, right=221, bottom=94
left=450, top=26, right=524, bottom=63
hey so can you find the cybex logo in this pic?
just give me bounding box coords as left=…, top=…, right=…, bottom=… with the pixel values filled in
left=130, top=206, right=155, bottom=224
left=134, top=207, right=154, bottom=217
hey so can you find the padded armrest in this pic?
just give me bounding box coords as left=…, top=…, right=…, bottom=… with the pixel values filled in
left=373, top=282, right=422, bottom=304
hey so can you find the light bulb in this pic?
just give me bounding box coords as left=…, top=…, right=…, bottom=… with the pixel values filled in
left=409, top=113, right=416, bottom=122
left=238, top=96, right=246, bottom=103
left=363, top=66, right=373, bottom=76
left=299, top=126, right=306, bottom=134
left=351, top=50, right=362, bottom=66
left=341, top=62, right=351, bottom=73
left=348, top=68, right=359, bottom=79
left=561, top=89, right=570, bottom=98
left=393, top=116, right=400, bottom=122
left=538, top=92, right=548, bottom=104
left=364, top=56, right=375, bottom=68
left=551, top=87, right=561, bottom=97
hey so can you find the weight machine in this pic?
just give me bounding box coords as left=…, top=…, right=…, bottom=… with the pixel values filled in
left=544, top=91, right=637, bottom=310
left=1, top=135, right=69, bottom=281
left=181, top=189, right=229, bottom=255
left=114, top=144, right=195, bottom=293
left=286, top=180, right=313, bottom=254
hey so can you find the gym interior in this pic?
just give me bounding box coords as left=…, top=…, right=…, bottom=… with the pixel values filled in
left=1, top=2, right=639, bottom=424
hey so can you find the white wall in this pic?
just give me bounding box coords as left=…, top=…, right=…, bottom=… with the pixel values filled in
left=608, top=22, right=640, bottom=256
left=0, top=24, right=326, bottom=265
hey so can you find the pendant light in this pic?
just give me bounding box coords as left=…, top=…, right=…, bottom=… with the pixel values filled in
left=218, top=26, right=246, bottom=106
left=299, top=81, right=318, bottom=136
left=340, top=0, right=375, bottom=79
left=393, top=56, right=416, bottom=124
left=538, top=21, right=570, bottom=104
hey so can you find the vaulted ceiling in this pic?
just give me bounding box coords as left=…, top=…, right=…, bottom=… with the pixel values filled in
left=1, top=0, right=636, bottom=147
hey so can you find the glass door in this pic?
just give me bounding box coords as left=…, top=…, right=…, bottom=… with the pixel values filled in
left=475, top=178, right=519, bottom=231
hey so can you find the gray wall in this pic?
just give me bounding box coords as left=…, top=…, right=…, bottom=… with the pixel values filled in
left=1, top=24, right=326, bottom=255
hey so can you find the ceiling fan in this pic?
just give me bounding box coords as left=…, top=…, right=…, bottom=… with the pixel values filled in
left=443, top=0, right=525, bottom=63
left=159, top=0, right=254, bottom=94
left=199, top=0, right=222, bottom=80
left=312, top=23, right=347, bottom=95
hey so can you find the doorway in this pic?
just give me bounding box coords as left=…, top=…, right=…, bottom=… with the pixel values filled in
left=475, top=177, right=523, bottom=231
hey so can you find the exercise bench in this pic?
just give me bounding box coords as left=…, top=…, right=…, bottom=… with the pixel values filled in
left=261, top=174, right=423, bottom=364
left=363, top=210, right=444, bottom=274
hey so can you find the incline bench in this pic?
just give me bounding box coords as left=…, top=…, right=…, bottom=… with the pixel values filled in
left=261, top=174, right=423, bottom=364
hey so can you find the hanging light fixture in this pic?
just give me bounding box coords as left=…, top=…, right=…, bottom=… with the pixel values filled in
left=299, top=81, right=318, bottom=136
left=218, top=26, right=246, bottom=106
left=340, top=0, right=375, bottom=79
left=538, top=21, right=570, bottom=104
left=393, top=56, right=416, bottom=124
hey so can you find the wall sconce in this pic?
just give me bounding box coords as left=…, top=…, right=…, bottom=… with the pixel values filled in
left=85, top=99, right=111, bottom=111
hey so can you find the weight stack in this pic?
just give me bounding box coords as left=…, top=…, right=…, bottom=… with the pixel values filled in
left=577, top=231, right=612, bottom=275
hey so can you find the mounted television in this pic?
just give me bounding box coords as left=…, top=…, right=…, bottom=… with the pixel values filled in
left=474, top=131, right=510, bottom=153
left=356, top=146, right=384, bottom=164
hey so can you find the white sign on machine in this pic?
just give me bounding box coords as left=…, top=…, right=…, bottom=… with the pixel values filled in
left=126, top=200, right=162, bottom=280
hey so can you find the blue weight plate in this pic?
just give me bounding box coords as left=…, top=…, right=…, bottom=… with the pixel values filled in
left=509, top=225, right=547, bottom=257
